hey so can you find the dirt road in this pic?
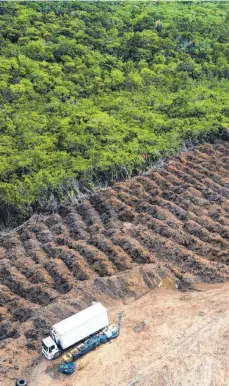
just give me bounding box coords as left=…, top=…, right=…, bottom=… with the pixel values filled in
left=26, top=282, right=229, bottom=386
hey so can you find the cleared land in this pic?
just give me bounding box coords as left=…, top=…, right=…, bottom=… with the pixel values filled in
left=28, top=282, right=229, bottom=386
left=1, top=140, right=229, bottom=384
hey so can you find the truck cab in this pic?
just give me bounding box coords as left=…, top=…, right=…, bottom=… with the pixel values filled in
left=42, top=336, right=61, bottom=360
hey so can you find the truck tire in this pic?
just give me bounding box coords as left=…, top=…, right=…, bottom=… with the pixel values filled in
left=53, top=351, right=61, bottom=359
left=16, top=380, right=27, bottom=386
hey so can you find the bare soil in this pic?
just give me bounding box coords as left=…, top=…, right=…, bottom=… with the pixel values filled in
left=22, top=282, right=229, bottom=386
left=1, top=140, right=229, bottom=385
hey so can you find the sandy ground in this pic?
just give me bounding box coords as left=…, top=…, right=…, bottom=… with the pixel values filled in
left=25, top=282, right=229, bottom=386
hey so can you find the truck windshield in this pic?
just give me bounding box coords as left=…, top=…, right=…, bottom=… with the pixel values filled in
left=42, top=342, right=48, bottom=351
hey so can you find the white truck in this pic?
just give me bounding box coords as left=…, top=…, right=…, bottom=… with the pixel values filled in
left=42, top=302, right=109, bottom=360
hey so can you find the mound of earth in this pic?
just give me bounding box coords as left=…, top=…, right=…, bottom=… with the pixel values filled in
left=0, top=140, right=229, bottom=383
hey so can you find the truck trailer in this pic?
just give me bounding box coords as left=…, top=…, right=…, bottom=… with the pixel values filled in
left=42, top=302, right=109, bottom=360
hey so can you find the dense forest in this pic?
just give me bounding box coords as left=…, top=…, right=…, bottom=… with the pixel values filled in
left=1, top=1, right=229, bottom=227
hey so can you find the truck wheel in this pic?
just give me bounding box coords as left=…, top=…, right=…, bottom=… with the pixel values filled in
left=53, top=351, right=61, bottom=359
left=16, top=380, right=27, bottom=386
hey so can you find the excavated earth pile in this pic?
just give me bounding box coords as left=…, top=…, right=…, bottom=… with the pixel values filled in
left=0, top=140, right=229, bottom=381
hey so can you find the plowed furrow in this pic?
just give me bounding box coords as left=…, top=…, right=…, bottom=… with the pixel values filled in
left=19, top=237, right=57, bottom=285
left=159, top=169, right=225, bottom=214
left=103, top=194, right=137, bottom=222
left=148, top=171, right=174, bottom=191
left=180, top=163, right=229, bottom=198
left=51, top=238, right=100, bottom=278
left=135, top=175, right=162, bottom=196
left=72, top=241, right=116, bottom=276
left=10, top=257, right=51, bottom=285
left=131, top=226, right=229, bottom=281
left=166, top=192, right=229, bottom=237
left=27, top=222, right=54, bottom=244
left=76, top=200, right=104, bottom=227
left=110, top=174, right=229, bottom=248
left=111, top=234, right=156, bottom=264
left=44, top=213, right=70, bottom=237
left=90, top=235, right=133, bottom=270
left=5, top=239, right=53, bottom=285
left=214, top=142, right=229, bottom=153
left=166, top=165, right=222, bottom=202
left=42, top=242, right=94, bottom=280
left=44, top=259, right=73, bottom=294
left=62, top=211, right=89, bottom=240
left=156, top=168, right=185, bottom=187
left=89, top=194, right=118, bottom=223
left=183, top=220, right=228, bottom=249
left=0, top=261, right=57, bottom=305
left=132, top=187, right=229, bottom=244
left=189, top=149, right=229, bottom=174
left=134, top=212, right=222, bottom=260
left=185, top=160, right=229, bottom=189
left=134, top=201, right=177, bottom=223
left=44, top=241, right=115, bottom=280
left=113, top=185, right=142, bottom=206
left=0, top=284, right=38, bottom=323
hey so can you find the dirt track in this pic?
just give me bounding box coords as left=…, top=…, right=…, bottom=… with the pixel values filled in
left=27, top=282, right=229, bottom=386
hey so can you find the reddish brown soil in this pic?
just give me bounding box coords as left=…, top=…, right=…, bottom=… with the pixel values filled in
left=1, top=140, right=229, bottom=384
left=27, top=282, right=229, bottom=386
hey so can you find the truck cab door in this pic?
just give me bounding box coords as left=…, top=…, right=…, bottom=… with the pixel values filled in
left=47, top=344, right=58, bottom=359
left=50, top=345, right=55, bottom=353
left=50, top=344, right=61, bottom=359
left=42, top=343, right=53, bottom=360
